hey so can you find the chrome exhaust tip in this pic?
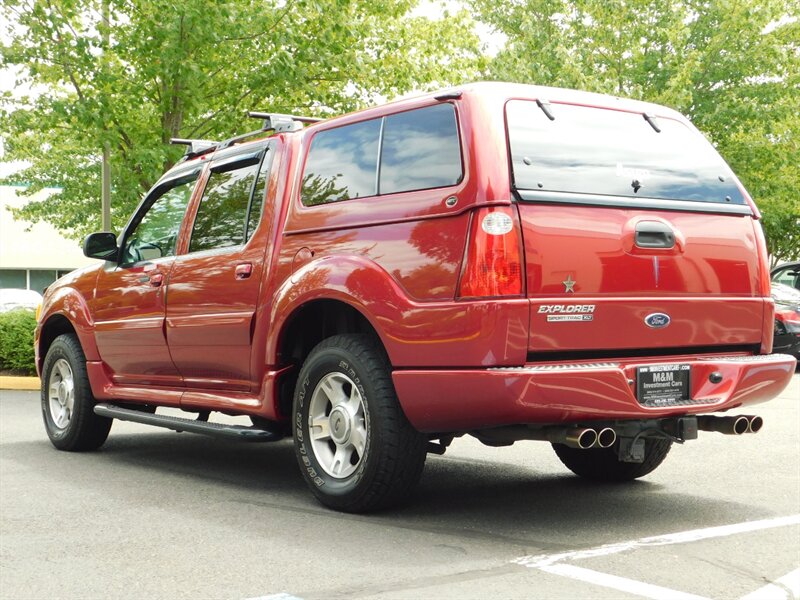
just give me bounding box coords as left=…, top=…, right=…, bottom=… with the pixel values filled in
left=595, top=427, right=617, bottom=448
left=564, top=428, right=597, bottom=449
left=745, top=415, right=763, bottom=434
left=697, top=415, right=750, bottom=435
left=732, top=416, right=750, bottom=435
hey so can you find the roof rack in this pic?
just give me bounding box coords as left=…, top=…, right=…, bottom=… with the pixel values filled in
left=213, top=112, right=323, bottom=152
left=171, top=112, right=324, bottom=161
left=247, top=111, right=323, bottom=131
left=170, top=138, right=219, bottom=159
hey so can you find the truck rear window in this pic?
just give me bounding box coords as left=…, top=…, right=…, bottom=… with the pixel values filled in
left=506, top=100, right=745, bottom=205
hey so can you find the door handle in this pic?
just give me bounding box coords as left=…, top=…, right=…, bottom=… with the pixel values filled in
left=235, top=263, right=253, bottom=280
left=148, top=272, right=164, bottom=287
left=635, top=221, right=676, bottom=249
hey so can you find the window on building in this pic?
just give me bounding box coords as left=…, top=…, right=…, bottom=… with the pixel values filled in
left=0, top=269, right=26, bottom=289
left=29, top=270, right=57, bottom=294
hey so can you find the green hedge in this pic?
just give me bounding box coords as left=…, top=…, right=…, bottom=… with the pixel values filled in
left=0, top=309, right=37, bottom=374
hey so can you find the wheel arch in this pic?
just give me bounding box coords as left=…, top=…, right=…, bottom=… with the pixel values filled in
left=38, top=314, right=78, bottom=370
left=37, top=287, right=99, bottom=373
left=272, top=298, right=383, bottom=418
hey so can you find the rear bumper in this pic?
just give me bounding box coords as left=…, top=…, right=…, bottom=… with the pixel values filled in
left=392, top=353, right=797, bottom=432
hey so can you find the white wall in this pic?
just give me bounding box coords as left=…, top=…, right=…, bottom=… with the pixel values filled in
left=0, top=185, right=95, bottom=271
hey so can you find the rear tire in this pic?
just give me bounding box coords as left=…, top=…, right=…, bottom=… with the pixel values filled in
left=41, top=334, right=112, bottom=451
left=293, top=334, right=427, bottom=512
left=553, top=437, right=672, bottom=481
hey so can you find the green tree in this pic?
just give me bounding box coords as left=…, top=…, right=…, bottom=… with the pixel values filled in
left=472, top=0, right=800, bottom=263
left=1, top=0, right=482, bottom=238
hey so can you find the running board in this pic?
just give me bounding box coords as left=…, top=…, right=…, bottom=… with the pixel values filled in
left=93, top=403, right=283, bottom=442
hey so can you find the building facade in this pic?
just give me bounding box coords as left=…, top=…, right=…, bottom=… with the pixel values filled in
left=0, top=185, right=95, bottom=293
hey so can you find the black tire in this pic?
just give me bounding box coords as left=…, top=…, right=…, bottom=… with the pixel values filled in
left=41, top=333, right=112, bottom=451
left=553, top=437, right=672, bottom=481
left=293, top=334, right=427, bottom=512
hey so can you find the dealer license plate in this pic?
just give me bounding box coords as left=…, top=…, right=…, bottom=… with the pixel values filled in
left=636, top=364, right=691, bottom=406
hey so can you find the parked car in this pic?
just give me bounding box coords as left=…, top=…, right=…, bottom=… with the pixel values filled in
left=771, top=262, right=800, bottom=357
left=35, top=82, right=796, bottom=512
left=0, top=288, right=42, bottom=313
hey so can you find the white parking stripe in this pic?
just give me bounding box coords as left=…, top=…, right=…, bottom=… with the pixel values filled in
left=740, top=568, right=800, bottom=600
left=541, top=564, right=711, bottom=600
left=245, top=594, right=304, bottom=600
left=515, top=514, right=800, bottom=568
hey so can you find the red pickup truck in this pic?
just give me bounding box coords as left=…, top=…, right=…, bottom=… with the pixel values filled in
left=36, top=82, right=797, bottom=512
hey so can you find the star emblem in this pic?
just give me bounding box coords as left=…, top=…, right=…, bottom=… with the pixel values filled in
left=563, top=275, right=576, bottom=293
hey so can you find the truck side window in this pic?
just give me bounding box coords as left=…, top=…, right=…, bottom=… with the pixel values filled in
left=301, top=104, right=462, bottom=207
left=122, top=174, right=197, bottom=265
left=301, top=119, right=381, bottom=206
left=245, top=148, right=274, bottom=242
left=190, top=160, right=259, bottom=253
left=379, top=104, right=462, bottom=195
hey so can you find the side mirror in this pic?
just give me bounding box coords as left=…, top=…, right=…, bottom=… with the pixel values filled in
left=83, top=232, right=119, bottom=261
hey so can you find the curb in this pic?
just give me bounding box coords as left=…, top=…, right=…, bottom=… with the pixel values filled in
left=0, top=376, right=40, bottom=391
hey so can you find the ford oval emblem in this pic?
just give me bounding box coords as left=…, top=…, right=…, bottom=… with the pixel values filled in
left=645, top=313, right=671, bottom=328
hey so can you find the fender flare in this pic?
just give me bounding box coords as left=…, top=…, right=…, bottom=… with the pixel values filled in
left=38, top=286, right=99, bottom=362
left=266, top=255, right=409, bottom=364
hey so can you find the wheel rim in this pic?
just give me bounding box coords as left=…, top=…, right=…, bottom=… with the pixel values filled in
left=308, top=372, right=367, bottom=479
left=48, top=358, right=75, bottom=429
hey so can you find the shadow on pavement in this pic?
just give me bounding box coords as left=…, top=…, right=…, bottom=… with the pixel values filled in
left=3, top=428, right=769, bottom=549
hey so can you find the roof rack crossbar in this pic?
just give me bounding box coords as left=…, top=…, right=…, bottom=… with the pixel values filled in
left=170, top=138, right=219, bottom=159
left=248, top=111, right=323, bottom=126
left=216, top=129, right=271, bottom=151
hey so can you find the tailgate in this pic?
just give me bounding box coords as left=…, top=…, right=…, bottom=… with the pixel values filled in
left=519, top=204, right=763, bottom=352
left=505, top=98, right=765, bottom=354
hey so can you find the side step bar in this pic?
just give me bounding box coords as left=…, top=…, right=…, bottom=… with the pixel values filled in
left=94, top=403, right=283, bottom=442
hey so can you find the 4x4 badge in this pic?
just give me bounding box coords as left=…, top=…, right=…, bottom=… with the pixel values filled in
left=563, top=275, right=576, bottom=293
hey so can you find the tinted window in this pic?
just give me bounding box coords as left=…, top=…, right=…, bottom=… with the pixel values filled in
left=506, top=100, right=745, bottom=204
left=122, top=174, right=197, bottom=264
left=29, top=270, right=57, bottom=294
left=773, top=265, right=800, bottom=290
left=190, top=160, right=259, bottom=253
left=246, top=149, right=274, bottom=242
left=302, top=119, right=381, bottom=206
left=0, top=269, right=26, bottom=288
left=380, top=104, right=462, bottom=194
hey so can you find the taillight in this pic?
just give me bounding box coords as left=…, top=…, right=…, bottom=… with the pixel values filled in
left=753, top=221, right=771, bottom=297
left=458, top=206, right=523, bottom=298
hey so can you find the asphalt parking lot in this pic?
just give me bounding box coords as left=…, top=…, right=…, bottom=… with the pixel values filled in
left=1, top=372, right=798, bottom=600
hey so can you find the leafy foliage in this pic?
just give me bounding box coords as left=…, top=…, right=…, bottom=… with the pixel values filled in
left=472, top=0, right=800, bottom=262
left=0, top=0, right=482, bottom=238
left=0, top=309, right=37, bottom=373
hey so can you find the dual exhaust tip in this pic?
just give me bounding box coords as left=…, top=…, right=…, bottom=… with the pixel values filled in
left=555, top=415, right=763, bottom=449
left=552, top=427, right=617, bottom=450
left=698, top=415, right=763, bottom=435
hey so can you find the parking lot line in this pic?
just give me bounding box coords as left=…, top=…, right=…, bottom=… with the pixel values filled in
left=513, top=515, right=800, bottom=600
left=540, top=564, right=711, bottom=600
left=515, top=514, right=800, bottom=568
left=740, top=568, right=800, bottom=600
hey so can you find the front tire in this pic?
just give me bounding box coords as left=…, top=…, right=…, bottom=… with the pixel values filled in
left=41, top=334, right=112, bottom=451
left=553, top=437, right=672, bottom=481
left=293, top=334, right=427, bottom=512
